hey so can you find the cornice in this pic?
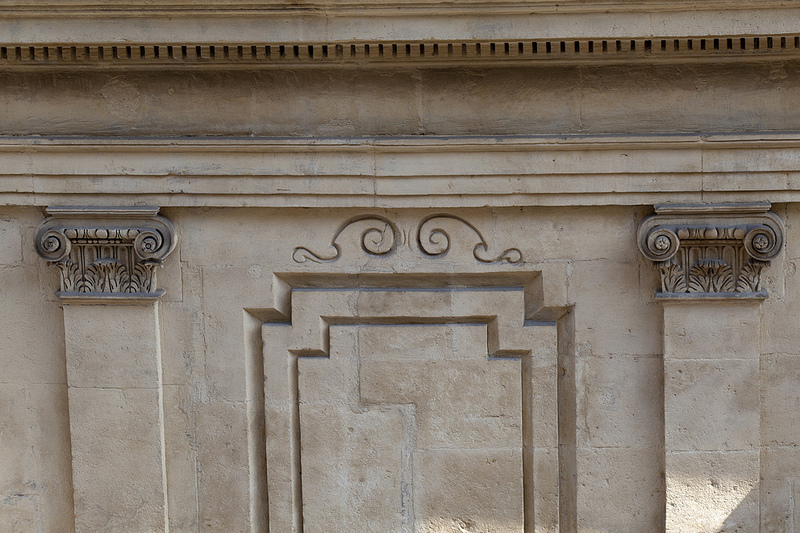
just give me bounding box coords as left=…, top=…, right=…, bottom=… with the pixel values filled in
left=2, top=6, right=800, bottom=52
left=0, top=1, right=797, bottom=17
left=2, top=34, right=800, bottom=69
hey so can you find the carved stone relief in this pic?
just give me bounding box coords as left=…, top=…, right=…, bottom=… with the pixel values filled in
left=637, top=203, right=784, bottom=297
left=292, top=213, right=522, bottom=264
left=262, top=284, right=560, bottom=532
left=35, top=206, right=176, bottom=298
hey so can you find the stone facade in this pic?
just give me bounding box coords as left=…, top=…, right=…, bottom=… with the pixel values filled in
left=3, top=2, right=800, bottom=532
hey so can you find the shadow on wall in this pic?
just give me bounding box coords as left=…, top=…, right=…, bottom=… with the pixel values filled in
left=667, top=472, right=758, bottom=532
left=721, top=484, right=759, bottom=533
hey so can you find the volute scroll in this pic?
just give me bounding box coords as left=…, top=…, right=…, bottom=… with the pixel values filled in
left=35, top=206, right=177, bottom=300
left=637, top=203, right=785, bottom=297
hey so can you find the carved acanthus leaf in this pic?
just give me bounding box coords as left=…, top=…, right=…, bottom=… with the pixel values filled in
left=129, top=263, right=158, bottom=293
left=736, top=260, right=768, bottom=293
left=688, top=259, right=735, bottom=293
left=55, top=260, right=80, bottom=292
left=658, top=260, right=686, bottom=293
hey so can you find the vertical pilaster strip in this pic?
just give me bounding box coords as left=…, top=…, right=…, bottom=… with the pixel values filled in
left=637, top=203, right=785, bottom=532
left=35, top=207, right=176, bottom=532
left=662, top=301, right=761, bottom=532
left=63, top=300, right=169, bottom=532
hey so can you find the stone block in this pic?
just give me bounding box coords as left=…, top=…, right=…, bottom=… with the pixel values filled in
left=62, top=302, right=160, bottom=389
left=299, top=403, right=409, bottom=532
left=0, top=216, right=23, bottom=266
left=531, top=446, right=560, bottom=532
left=578, top=354, right=663, bottom=448
left=666, top=450, right=759, bottom=533
left=569, top=259, right=662, bottom=356
left=194, top=396, right=251, bottom=532
left=663, top=302, right=761, bottom=360
left=762, top=354, right=800, bottom=447
left=419, top=67, right=581, bottom=135
left=358, top=357, right=522, bottom=449
left=0, top=383, right=73, bottom=532
left=760, top=446, right=800, bottom=532
left=577, top=447, right=664, bottom=532
left=501, top=206, right=641, bottom=264
left=68, top=387, right=165, bottom=533
left=762, top=259, right=800, bottom=354
left=417, top=449, right=523, bottom=532
left=0, top=263, right=66, bottom=384
left=162, top=384, right=199, bottom=532
left=665, top=359, right=759, bottom=452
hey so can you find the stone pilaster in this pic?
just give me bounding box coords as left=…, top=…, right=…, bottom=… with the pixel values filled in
left=36, top=206, right=176, bottom=532
left=638, top=203, right=784, bottom=532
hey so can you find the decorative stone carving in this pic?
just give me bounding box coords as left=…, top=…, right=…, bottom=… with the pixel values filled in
left=417, top=214, right=522, bottom=264
left=637, top=203, right=784, bottom=297
left=292, top=215, right=398, bottom=263
left=35, top=206, right=176, bottom=299
left=293, top=213, right=522, bottom=264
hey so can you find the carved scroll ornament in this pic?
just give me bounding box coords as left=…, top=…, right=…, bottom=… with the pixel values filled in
left=35, top=206, right=176, bottom=299
left=637, top=203, right=784, bottom=297
left=292, top=213, right=522, bottom=264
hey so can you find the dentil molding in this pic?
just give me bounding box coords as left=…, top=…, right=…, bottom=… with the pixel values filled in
left=35, top=206, right=176, bottom=301
left=3, top=34, right=799, bottom=70
left=637, top=203, right=784, bottom=298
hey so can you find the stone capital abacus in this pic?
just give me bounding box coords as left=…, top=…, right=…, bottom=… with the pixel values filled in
left=637, top=202, right=784, bottom=298
left=35, top=206, right=176, bottom=301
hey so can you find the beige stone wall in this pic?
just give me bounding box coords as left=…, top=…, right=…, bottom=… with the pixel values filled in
left=2, top=203, right=798, bottom=531
left=3, top=2, right=800, bottom=532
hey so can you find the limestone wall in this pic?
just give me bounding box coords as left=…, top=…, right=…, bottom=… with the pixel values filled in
left=2, top=203, right=799, bottom=531
left=3, top=2, right=800, bottom=532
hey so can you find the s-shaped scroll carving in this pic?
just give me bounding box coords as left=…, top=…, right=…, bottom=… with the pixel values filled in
left=417, top=214, right=522, bottom=264
left=292, top=215, right=399, bottom=263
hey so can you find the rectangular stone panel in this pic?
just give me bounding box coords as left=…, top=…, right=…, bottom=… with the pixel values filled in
left=298, top=325, right=524, bottom=533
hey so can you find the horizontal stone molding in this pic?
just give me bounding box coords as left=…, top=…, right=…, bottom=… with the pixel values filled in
left=35, top=206, right=177, bottom=299
left=4, top=134, right=800, bottom=207
left=0, top=0, right=793, bottom=16
left=637, top=203, right=785, bottom=298
left=1, top=3, right=799, bottom=47
left=2, top=34, right=800, bottom=69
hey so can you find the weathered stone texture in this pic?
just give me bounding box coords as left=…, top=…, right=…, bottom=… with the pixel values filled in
left=3, top=3, right=800, bottom=530
left=3, top=63, right=800, bottom=137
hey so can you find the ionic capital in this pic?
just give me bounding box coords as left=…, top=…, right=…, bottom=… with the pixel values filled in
left=637, top=203, right=784, bottom=298
left=35, top=206, right=176, bottom=300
